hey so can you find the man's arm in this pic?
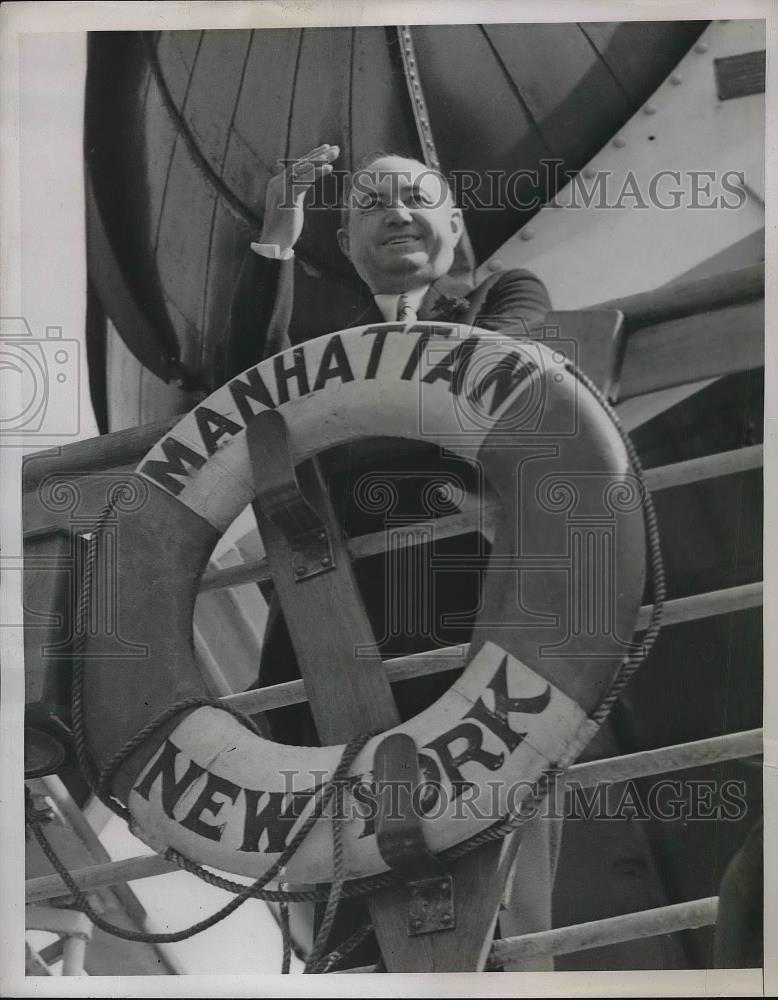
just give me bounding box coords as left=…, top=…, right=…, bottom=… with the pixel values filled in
left=215, top=143, right=340, bottom=382
left=216, top=250, right=295, bottom=382
left=472, top=268, right=552, bottom=336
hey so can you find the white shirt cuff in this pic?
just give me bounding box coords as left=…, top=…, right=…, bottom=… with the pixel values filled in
left=250, top=242, right=295, bottom=261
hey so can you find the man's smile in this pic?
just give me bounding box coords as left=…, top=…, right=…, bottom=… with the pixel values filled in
left=381, top=233, right=424, bottom=248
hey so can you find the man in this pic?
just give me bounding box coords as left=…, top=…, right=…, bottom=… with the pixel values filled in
left=220, top=143, right=551, bottom=372
left=222, top=146, right=557, bottom=969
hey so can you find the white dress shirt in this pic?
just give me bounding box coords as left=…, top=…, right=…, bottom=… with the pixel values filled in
left=373, top=288, right=428, bottom=322
left=250, top=241, right=295, bottom=261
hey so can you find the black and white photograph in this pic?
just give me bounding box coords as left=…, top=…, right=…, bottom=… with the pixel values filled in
left=1, top=1, right=774, bottom=992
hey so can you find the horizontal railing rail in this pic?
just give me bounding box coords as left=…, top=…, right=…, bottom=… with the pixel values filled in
left=200, top=444, right=763, bottom=594
left=221, top=582, right=762, bottom=716
left=597, top=262, right=763, bottom=332
left=488, top=896, right=720, bottom=967
left=345, top=896, right=721, bottom=972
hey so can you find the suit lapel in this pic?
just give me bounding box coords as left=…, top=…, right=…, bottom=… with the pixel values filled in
left=418, top=284, right=447, bottom=321
left=419, top=273, right=478, bottom=323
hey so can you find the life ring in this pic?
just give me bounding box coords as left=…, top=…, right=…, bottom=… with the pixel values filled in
left=81, top=322, right=646, bottom=883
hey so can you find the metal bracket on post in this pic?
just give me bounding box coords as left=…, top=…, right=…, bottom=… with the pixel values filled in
left=246, top=409, right=335, bottom=581
left=374, top=732, right=455, bottom=937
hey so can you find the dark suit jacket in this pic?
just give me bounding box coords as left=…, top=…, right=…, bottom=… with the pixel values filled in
left=218, top=251, right=551, bottom=380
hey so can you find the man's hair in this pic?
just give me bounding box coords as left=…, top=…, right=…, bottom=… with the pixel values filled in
left=339, top=151, right=454, bottom=228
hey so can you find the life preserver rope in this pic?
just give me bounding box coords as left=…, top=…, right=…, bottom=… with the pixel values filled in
left=77, top=323, right=651, bottom=885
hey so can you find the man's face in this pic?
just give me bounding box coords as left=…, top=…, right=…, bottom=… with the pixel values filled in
left=337, top=156, right=464, bottom=294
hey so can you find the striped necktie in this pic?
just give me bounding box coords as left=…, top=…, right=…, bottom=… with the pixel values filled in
left=396, top=293, right=416, bottom=324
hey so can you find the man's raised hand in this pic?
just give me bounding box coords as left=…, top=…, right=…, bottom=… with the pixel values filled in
left=258, top=143, right=340, bottom=251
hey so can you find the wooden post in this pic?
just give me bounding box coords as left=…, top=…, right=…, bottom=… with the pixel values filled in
left=247, top=411, right=519, bottom=971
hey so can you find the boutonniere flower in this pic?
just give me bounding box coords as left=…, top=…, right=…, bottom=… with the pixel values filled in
left=429, top=295, right=470, bottom=321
